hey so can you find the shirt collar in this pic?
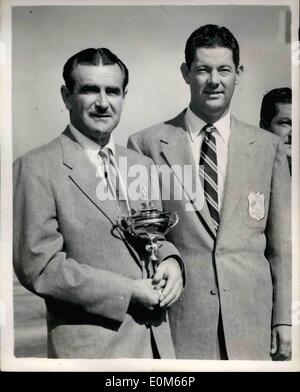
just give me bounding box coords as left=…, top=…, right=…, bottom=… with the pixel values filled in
left=185, top=106, right=231, bottom=143
left=213, top=111, right=231, bottom=143
left=69, top=123, right=116, bottom=157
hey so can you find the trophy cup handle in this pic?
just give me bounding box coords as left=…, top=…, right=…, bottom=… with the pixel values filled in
left=163, top=212, right=179, bottom=236
left=117, top=216, right=133, bottom=234
left=170, top=213, right=179, bottom=229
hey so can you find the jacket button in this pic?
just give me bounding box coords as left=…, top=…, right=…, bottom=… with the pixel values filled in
left=210, top=288, right=218, bottom=295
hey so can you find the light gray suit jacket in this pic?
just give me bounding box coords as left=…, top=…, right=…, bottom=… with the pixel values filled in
left=128, top=110, right=291, bottom=360
left=13, top=127, right=181, bottom=359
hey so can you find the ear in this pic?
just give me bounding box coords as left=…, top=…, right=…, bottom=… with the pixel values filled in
left=122, top=87, right=128, bottom=103
left=180, top=63, right=190, bottom=84
left=235, top=64, right=244, bottom=85
left=61, top=85, right=73, bottom=111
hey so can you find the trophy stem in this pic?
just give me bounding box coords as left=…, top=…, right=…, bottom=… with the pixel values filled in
left=145, top=234, right=159, bottom=271
left=141, top=261, right=147, bottom=279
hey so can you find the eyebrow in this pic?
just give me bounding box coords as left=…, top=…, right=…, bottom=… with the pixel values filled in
left=278, top=117, right=291, bottom=121
left=78, top=85, right=122, bottom=93
left=78, top=85, right=100, bottom=93
left=194, top=64, right=233, bottom=69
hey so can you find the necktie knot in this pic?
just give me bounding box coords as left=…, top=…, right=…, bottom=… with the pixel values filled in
left=98, top=146, right=111, bottom=161
left=202, top=124, right=216, bottom=140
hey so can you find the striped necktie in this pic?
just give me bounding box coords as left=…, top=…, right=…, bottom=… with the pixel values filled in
left=98, top=147, right=130, bottom=216
left=199, top=124, right=219, bottom=231
left=98, top=147, right=116, bottom=199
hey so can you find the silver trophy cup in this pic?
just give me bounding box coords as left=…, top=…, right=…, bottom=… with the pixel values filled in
left=118, top=200, right=178, bottom=277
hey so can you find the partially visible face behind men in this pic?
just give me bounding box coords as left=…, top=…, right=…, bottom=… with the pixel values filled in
left=181, top=46, right=243, bottom=124
left=62, top=63, right=126, bottom=146
left=268, top=103, right=292, bottom=158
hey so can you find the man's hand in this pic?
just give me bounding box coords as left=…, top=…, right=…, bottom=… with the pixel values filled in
left=270, top=325, right=291, bottom=360
left=131, top=279, right=161, bottom=310
left=152, top=258, right=183, bottom=308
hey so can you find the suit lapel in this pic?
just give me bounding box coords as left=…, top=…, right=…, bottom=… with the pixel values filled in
left=160, top=111, right=217, bottom=237
left=217, top=116, right=255, bottom=240
left=59, top=130, right=145, bottom=270
left=59, top=127, right=119, bottom=226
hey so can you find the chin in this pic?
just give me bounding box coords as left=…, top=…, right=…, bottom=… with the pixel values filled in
left=204, top=104, right=224, bottom=113
left=204, top=98, right=224, bottom=107
left=92, top=127, right=111, bottom=135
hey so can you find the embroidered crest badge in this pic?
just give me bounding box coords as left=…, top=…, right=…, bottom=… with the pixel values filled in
left=247, top=192, right=265, bottom=221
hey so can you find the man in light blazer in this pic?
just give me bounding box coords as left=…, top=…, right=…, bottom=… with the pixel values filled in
left=13, top=48, right=184, bottom=359
left=128, top=25, right=291, bottom=360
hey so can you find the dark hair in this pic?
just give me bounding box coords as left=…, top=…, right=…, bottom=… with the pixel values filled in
left=260, top=87, right=292, bottom=129
left=185, top=24, right=240, bottom=70
left=63, top=47, right=129, bottom=93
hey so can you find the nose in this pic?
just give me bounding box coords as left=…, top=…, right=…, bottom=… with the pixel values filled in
left=208, top=70, right=220, bottom=87
left=95, top=93, right=109, bottom=110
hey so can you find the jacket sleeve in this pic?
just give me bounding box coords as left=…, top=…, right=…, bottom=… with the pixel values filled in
left=13, top=155, right=133, bottom=324
left=265, top=139, right=291, bottom=327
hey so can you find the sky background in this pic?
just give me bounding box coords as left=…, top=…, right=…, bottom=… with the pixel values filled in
left=12, top=5, right=291, bottom=159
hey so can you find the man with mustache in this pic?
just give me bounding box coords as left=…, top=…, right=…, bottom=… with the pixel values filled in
left=13, top=47, right=183, bottom=359
left=128, top=25, right=291, bottom=360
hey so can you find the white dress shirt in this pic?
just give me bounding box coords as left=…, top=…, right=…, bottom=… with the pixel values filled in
left=69, top=123, right=115, bottom=178
left=69, top=123, right=130, bottom=214
left=185, top=107, right=231, bottom=208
